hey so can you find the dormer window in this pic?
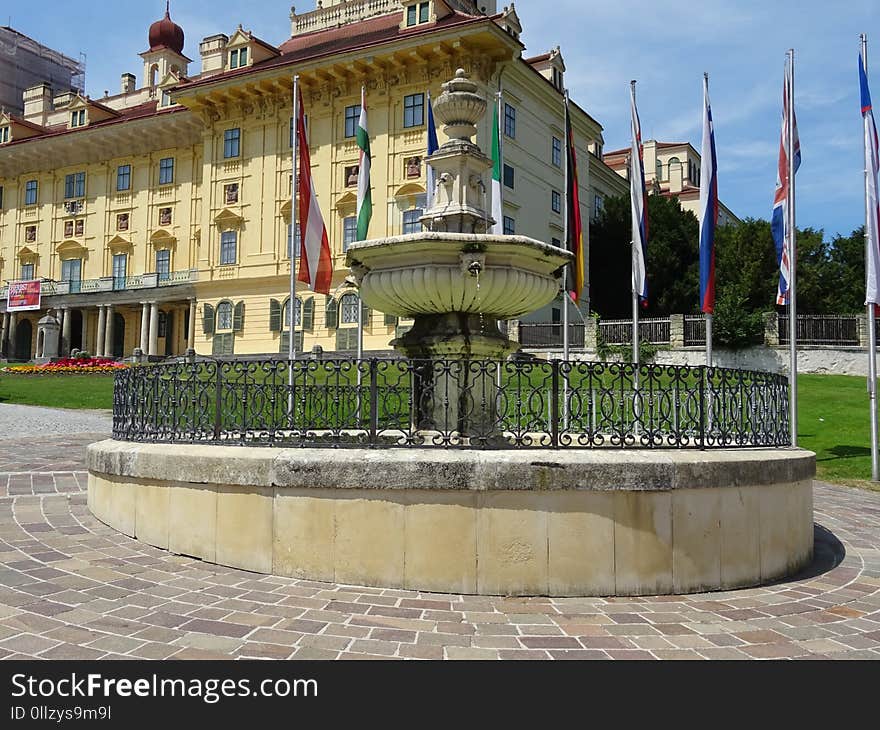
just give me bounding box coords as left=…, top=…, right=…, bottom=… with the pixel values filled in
left=229, top=47, right=248, bottom=69
left=406, top=1, right=431, bottom=26
left=70, top=110, right=86, bottom=128
left=161, top=90, right=173, bottom=107
left=0, top=126, right=9, bottom=144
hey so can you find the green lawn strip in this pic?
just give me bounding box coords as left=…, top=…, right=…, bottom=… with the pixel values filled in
left=0, top=373, right=115, bottom=410
left=797, top=373, right=877, bottom=487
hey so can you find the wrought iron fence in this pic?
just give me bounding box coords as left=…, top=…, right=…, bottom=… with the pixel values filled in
left=113, top=359, right=790, bottom=450
left=599, top=317, right=671, bottom=345
left=778, top=314, right=860, bottom=346
left=684, top=315, right=706, bottom=347
left=519, top=323, right=585, bottom=348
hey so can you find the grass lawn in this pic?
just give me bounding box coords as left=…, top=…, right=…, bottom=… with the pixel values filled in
left=0, top=373, right=114, bottom=411
left=797, top=373, right=878, bottom=488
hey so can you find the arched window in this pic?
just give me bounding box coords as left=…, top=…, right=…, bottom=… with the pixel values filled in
left=340, top=293, right=359, bottom=325
left=655, top=158, right=663, bottom=181
left=217, top=301, right=233, bottom=331
left=668, top=156, right=681, bottom=169
left=149, top=64, right=159, bottom=88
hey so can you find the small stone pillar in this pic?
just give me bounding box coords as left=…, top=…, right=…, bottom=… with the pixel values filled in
left=763, top=311, right=780, bottom=346
left=669, top=314, right=685, bottom=348
left=507, top=319, right=520, bottom=344
left=35, top=313, right=61, bottom=363
left=584, top=317, right=598, bottom=352
left=858, top=313, right=869, bottom=347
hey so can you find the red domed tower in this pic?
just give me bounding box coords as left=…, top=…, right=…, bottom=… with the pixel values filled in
left=140, top=2, right=190, bottom=89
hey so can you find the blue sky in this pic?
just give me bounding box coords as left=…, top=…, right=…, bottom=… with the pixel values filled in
left=7, top=1, right=880, bottom=237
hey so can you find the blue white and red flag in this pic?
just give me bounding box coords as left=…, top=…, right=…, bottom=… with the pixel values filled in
left=862, top=49, right=880, bottom=305
left=699, top=75, right=718, bottom=314
left=630, top=84, right=648, bottom=304
left=772, top=61, right=801, bottom=306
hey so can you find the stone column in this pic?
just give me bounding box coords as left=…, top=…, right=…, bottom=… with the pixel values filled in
left=506, top=319, right=520, bottom=344
left=763, top=311, right=779, bottom=347
left=187, top=299, right=197, bottom=351
left=80, top=310, right=89, bottom=354
left=584, top=316, right=598, bottom=352
left=669, top=314, right=685, bottom=349
left=148, top=302, right=159, bottom=357
left=60, top=307, right=71, bottom=357
left=0, top=313, right=8, bottom=358
left=104, top=305, right=115, bottom=358
left=140, top=302, right=150, bottom=353
left=96, top=306, right=107, bottom=358
left=858, top=313, right=869, bottom=348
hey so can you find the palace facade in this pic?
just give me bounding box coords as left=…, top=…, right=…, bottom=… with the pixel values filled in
left=0, top=0, right=627, bottom=360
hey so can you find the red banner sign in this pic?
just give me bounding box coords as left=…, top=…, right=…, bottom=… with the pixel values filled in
left=7, top=280, right=42, bottom=312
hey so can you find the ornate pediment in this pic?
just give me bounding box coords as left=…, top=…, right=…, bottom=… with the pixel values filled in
left=107, top=235, right=133, bottom=252
left=214, top=208, right=244, bottom=229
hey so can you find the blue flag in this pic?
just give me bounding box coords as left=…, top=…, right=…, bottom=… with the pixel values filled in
left=426, top=91, right=439, bottom=209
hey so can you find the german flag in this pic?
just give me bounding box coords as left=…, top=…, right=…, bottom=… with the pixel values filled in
left=565, top=95, right=584, bottom=304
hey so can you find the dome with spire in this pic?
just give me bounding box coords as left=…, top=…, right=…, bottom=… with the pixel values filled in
left=148, top=2, right=185, bottom=55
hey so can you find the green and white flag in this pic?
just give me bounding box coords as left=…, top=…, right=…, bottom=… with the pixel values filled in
left=491, top=92, right=503, bottom=234
left=356, top=86, right=372, bottom=241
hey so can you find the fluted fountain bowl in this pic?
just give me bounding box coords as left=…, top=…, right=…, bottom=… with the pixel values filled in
left=346, top=232, right=572, bottom=319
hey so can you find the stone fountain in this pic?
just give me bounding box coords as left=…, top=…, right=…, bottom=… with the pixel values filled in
left=346, top=69, right=572, bottom=438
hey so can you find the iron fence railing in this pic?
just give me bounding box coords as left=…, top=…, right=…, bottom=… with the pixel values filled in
left=113, top=359, right=790, bottom=450
left=519, top=323, right=585, bottom=348
left=600, top=317, right=670, bottom=345
left=778, top=314, right=860, bottom=346
left=684, top=315, right=706, bottom=347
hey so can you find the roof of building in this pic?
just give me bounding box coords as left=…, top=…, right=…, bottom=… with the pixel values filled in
left=148, top=3, right=185, bottom=55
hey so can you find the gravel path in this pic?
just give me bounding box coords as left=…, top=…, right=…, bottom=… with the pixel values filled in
left=0, top=403, right=111, bottom=440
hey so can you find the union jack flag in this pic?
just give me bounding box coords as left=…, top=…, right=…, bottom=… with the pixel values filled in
left=772, top=60, right=801, bottom=306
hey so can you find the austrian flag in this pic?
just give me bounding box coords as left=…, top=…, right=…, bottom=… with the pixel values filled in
left=296, top=86, right=333, bottom=295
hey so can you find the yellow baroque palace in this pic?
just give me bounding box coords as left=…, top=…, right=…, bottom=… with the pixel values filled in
left=0, top=0, right=627, bottom=360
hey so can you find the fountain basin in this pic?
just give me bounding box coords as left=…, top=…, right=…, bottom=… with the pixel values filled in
left=87, top=441, right=814, bottom=597
left=346, top=232, right=571, bottom=319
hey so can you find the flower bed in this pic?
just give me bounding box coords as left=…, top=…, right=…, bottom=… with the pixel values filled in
left=2, top=357, right=127, bottom=374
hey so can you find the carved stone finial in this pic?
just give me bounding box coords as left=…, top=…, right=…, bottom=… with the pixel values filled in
left=432, top=68, right=487, bottom=144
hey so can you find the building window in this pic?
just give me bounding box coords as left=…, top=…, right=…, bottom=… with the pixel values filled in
left=404, top=93, right=424, bottom=128
left=284, top=298, right=302, bottom=328
left=287, top=223, right=301, bottom=258
left=217, top=301, right=233, bottom=330
left=117, top=213, right=129, bottom=231
left=504, top=103, right=516, bottom=138
left=343, top=216, right=357, bottom=251
left=224, top=128, right=241, bottom=159
left=406, top=1, right=430, bottom=25
left=593, top=194, right=604, bottom=220
left=61, top=258, right=82, bottom=293
left=112, top=253, right=127, bottom=290
left=156, top=250, right=171, bottom=281
left=344, top=105, right=361, bottom=138
left=20, top=263, right=34, bottom=280
left=64, top=173, right=87, bottom=199
left=220, top=231, right=237, bottom=265
left=340, top=293, right=360, bottom=325
left=25, top=180, right=38, bottom=206
left=656, top=158, right=663, bottom=180
left=552, top=190, right=561, bottom=214
left=0, top=126, right=9, bottom=143
left=159, top=157, right=174, bottom=185
left=503, top=216, right=515, bottom=235
left=160, top=90, right=172, bottom=107
left=403, top=208, right=423, bottom=234
left=70, top=110, right=86, bottom=128
left=229, top=47, right=248, bottom=69
left=552, top=137, right=562, bottom=168
left=116, top=165, right=131, bottom=192
left=503, top=164, right=514, bottom=189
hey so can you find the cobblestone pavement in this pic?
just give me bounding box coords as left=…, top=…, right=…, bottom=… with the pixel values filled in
left=0, top=464, right=878, bottom=660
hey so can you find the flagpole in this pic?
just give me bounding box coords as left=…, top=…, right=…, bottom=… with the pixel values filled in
left=630, top=80, right=640, bottom=369
left=563, top=89, right=570, bottom=362
left=356, top=85, right=366, bottom=365
left=786, top=50, right=798, bottom=447
left=288, top=74, right=300, bottom=423
left=703, top=73, right=714, bottom=368
left=862, top=34, right=880, bottom=481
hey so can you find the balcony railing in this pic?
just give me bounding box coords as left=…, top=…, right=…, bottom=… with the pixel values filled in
left=1, top=269, right=198, bottom=300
